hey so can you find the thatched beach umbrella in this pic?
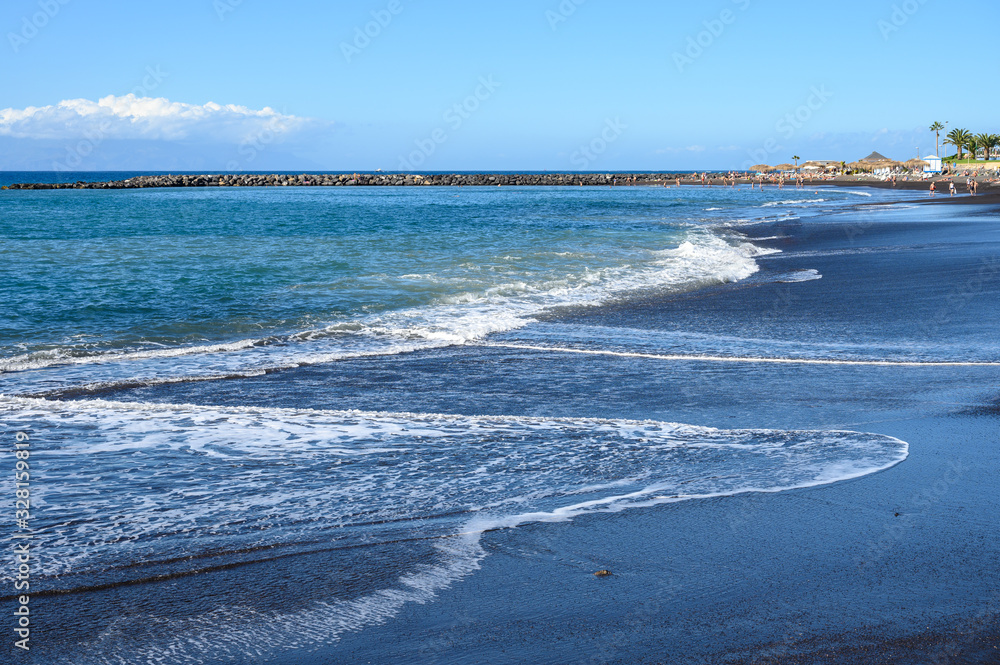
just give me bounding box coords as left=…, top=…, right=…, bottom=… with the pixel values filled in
left=849, top=159, right=899, bottom=172
left=749, top=164, right=772, bottom=172
left=905, top=159, right=929, bottom=171
left=870, top=159, right=903, bottom=172
left=773, top=163, right=797, bottom=171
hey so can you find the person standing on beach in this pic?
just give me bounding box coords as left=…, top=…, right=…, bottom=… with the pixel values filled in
left=949, top=181, right=956, bottom=196
left=930, top=182, right=936, bottom=196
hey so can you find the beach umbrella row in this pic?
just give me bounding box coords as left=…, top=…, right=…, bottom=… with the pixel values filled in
left=752, top=157, right=923, bottom=173
left=748, top=164, right=808, bottom=173
left=848, top=159, right=903, bottom=171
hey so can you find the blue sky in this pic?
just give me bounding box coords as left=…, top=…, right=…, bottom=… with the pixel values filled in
left=2, top=0, right=996, bottom=171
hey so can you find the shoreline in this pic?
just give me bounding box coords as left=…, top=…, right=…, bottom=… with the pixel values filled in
left=77, top=190, right=1000, bottom=663
left=11, top=183, right=1000, bottom=663
left=319, top=188, right=1000, bottom=663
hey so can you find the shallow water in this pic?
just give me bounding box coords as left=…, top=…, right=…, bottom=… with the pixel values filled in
left=0, top=179, right=934, bottom=664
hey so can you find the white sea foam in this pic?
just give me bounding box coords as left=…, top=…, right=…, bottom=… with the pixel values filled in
left=0, top=338, right=264, bottom=373
left=776, top=269, right=823, bottom=283
left=0, top=396, right=908, bottom=664
left=485, top=343, right=1000, bottom=367
left=740, top=242, right=782, bottom=257
left=70, top=534, right=487, bottom=665
left=761, top=198, right=827, bottom=207
left=1, top=230, right=767, bottom=394
left=509, top=323, right=1000, bottom=365
left=720, top=215, right=800, bottom=228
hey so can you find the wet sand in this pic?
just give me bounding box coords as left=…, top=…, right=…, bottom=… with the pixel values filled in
left=315, top=195, right=1000, bottom=663
left=85, top=191, right=1000, bottom=663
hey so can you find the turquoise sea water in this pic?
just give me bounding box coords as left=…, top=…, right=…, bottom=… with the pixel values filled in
left=0, top=177, right=918, bottom=664
left=0, top=183, right=791, bottom=393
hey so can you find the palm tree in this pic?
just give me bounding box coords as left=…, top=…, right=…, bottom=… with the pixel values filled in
left=945, top=128, right=972, bottom=160
left=980, top=134, right=999, bottom=161
left=967, top=135, right=981, bottom=161
left=973, top=133, right=994, bottom=161
left=792, top=155, right=800, bottom=169
left=930, top=121, right=945, bottom=157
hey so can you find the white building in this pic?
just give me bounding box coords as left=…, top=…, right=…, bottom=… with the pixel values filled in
left=923, top=155, right=943, bottom=173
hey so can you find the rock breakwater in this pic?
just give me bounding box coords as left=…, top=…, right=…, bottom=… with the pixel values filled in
left=6, top=173, right=681, bottom=190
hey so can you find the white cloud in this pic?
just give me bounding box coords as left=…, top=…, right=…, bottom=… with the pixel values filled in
left=0, top=95, right=311, bottom=142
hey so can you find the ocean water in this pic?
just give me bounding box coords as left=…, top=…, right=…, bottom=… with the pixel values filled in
left=0, top=178, right=918, bottom=663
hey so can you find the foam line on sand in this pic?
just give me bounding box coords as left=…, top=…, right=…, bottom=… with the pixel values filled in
left=484, top=343, right=1000, bottom=367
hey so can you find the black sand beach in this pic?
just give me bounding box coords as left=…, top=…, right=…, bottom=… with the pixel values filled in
left=324, top=201, right=1000, bottom=663
left=93, top=194, right=1000, bottom=663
